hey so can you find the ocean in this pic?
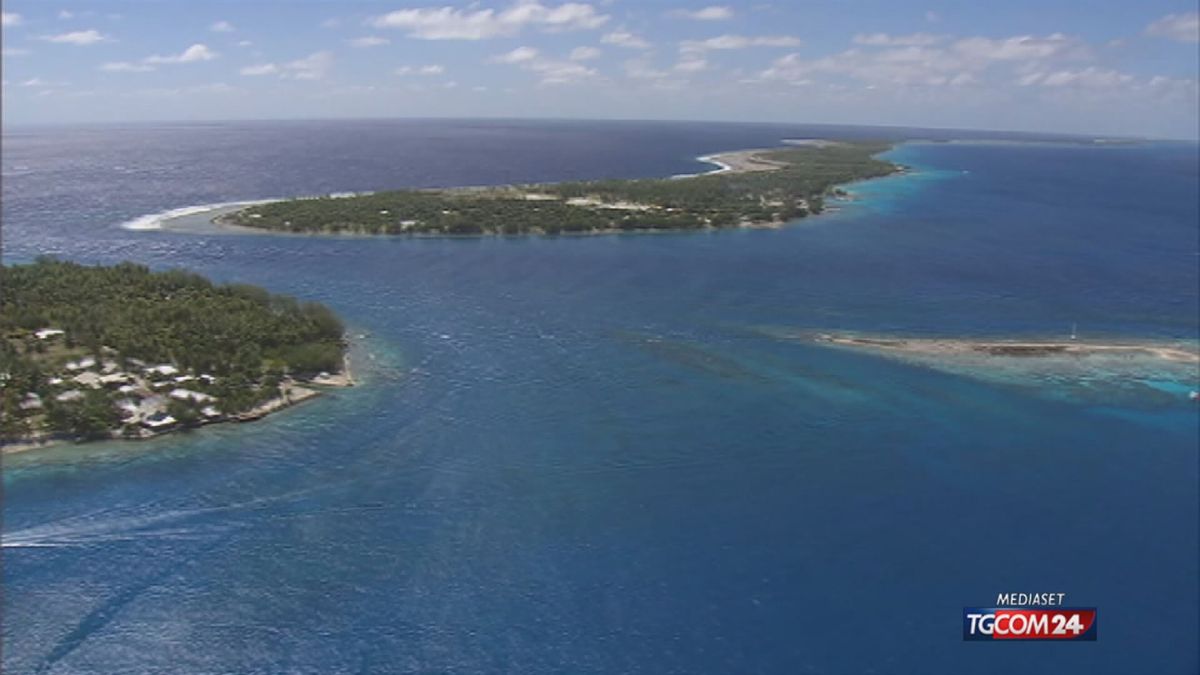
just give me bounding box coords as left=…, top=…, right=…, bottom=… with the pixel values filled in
left=2, top=119, right=1198, bottom=674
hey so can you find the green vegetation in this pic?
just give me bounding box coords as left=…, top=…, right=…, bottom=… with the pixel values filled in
left=1, top=258, right=346, bottom=443
left=221, top=141, right=898, bottom=235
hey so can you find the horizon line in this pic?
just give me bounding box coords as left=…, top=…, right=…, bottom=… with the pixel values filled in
left=2, top=114, right=1195, bottom=143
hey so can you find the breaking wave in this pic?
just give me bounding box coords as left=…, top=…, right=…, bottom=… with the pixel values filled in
left=118, top=191, right=377, bottom=231
left=117, top=200, right=277, bottom=231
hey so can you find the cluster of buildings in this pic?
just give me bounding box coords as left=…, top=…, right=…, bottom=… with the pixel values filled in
left=20, top=327, right=226, bottom=436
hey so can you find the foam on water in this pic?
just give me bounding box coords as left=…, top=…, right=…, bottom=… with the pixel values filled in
left=117, top=190, right=386, bottom=232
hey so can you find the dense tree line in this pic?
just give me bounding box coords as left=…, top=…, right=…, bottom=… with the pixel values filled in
left=223, top=141, right=899, bottom=235
left=1, top=258, right=344, bottom=374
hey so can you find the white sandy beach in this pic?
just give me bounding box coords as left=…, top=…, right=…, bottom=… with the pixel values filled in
left=676, top=148, right=792, bottom=178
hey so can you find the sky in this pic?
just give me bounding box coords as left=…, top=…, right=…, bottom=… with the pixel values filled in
left=1, top=1, right=1198, bottom=138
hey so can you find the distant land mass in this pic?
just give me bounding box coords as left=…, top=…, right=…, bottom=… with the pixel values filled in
left=216, top=140, right=900, bottom=236
left=0, top=259, right=351, bottom=452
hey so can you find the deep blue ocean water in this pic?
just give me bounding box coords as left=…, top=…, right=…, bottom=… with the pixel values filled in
left=2, top=120, right=1198, bottom=674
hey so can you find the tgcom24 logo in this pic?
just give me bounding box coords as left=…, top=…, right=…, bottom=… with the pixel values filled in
left=963, top=593, right=1097, bottom=641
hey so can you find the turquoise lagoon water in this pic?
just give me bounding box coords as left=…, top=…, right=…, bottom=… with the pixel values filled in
left=1, top=121, right=1197, bottom=674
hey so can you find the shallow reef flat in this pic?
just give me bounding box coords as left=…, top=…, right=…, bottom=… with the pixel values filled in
left=760, top=330, right=1200, bottom=407
left=812, top=334, right=1199, bottom=364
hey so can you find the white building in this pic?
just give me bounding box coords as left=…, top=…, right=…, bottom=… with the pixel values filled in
left=145, top=364, right=180, bottom=377
left=35, top=328, right=65, bottom=340
left=116, top=399, right=141, bottom=420
left=169, top=388, right=216, bottom=404
left=65, top=357, right=97, bottom=371
left=100, top=372, right=133, bottom=387
left=142, top=412, right=177, bottom=430
left=72, top=372, right=103, bottom=388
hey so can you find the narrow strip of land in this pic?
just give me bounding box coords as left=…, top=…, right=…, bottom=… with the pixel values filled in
left=214, top=140, right=899, bottom=236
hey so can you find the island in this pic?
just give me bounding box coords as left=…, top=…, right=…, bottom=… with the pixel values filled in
left=0, top=258, right=352, bottom=453
left=215, top=141, right=900, bottom=236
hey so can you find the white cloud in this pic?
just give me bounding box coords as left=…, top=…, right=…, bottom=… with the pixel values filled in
left=1144, top=75, right=1199, bottom=101
left=2, top=12, right=21, bottom=27
left=240, top=63, right=279, bottom=76
left=925, top=11, right=940, bottom=23
left=283, top=51, right=333, bottom=80
left=760, top=48, right=972, bottom=87
left=1145, top=12, right=1199, bottom=43
left=395, top=64, right=446, bottom=75
left=624, top=59, right=669, bottom=80
left=350, top=35, right=390, bottom=47
left=145, top=43, right=218, bottom=64
left=372, top=1, right=608, bottom=40
left=680, top=34, right=802, bottom=53
left=853, top=33, right=944, bottom=47
left=601, top=30, right=650, bottom=49
left=240, top=53, right=333, bottom=80
left=2, top=47, right=30, bottom=56
left=237, top=40, right=253, bottom=47
left=1020, top=67, right=1134, bottom=89
left=100, top=61, right=155, bottom=72
left=48, top=8, right=100, bottom=20
left=132, top=82, right=237, bottom=98
left=675, top=56, right=707, bottom=72
left=41, top=29, right=109, bottom=45
left=491, top=46, right=540, bottom=63
left=211, top=20, right=235, bottom=33
left=491, top=46, right=595, bottom=84
left=756, top=32, right=1093, bottom=90
left=569, top=46, right=601, bottom=60
left=527, top=59, right=596, bottom=84
left=952, top=33, right=1088, bottom=62
left=19, top=76, right=72, bottom=91
left=670, top=6, right=733, bottom=21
